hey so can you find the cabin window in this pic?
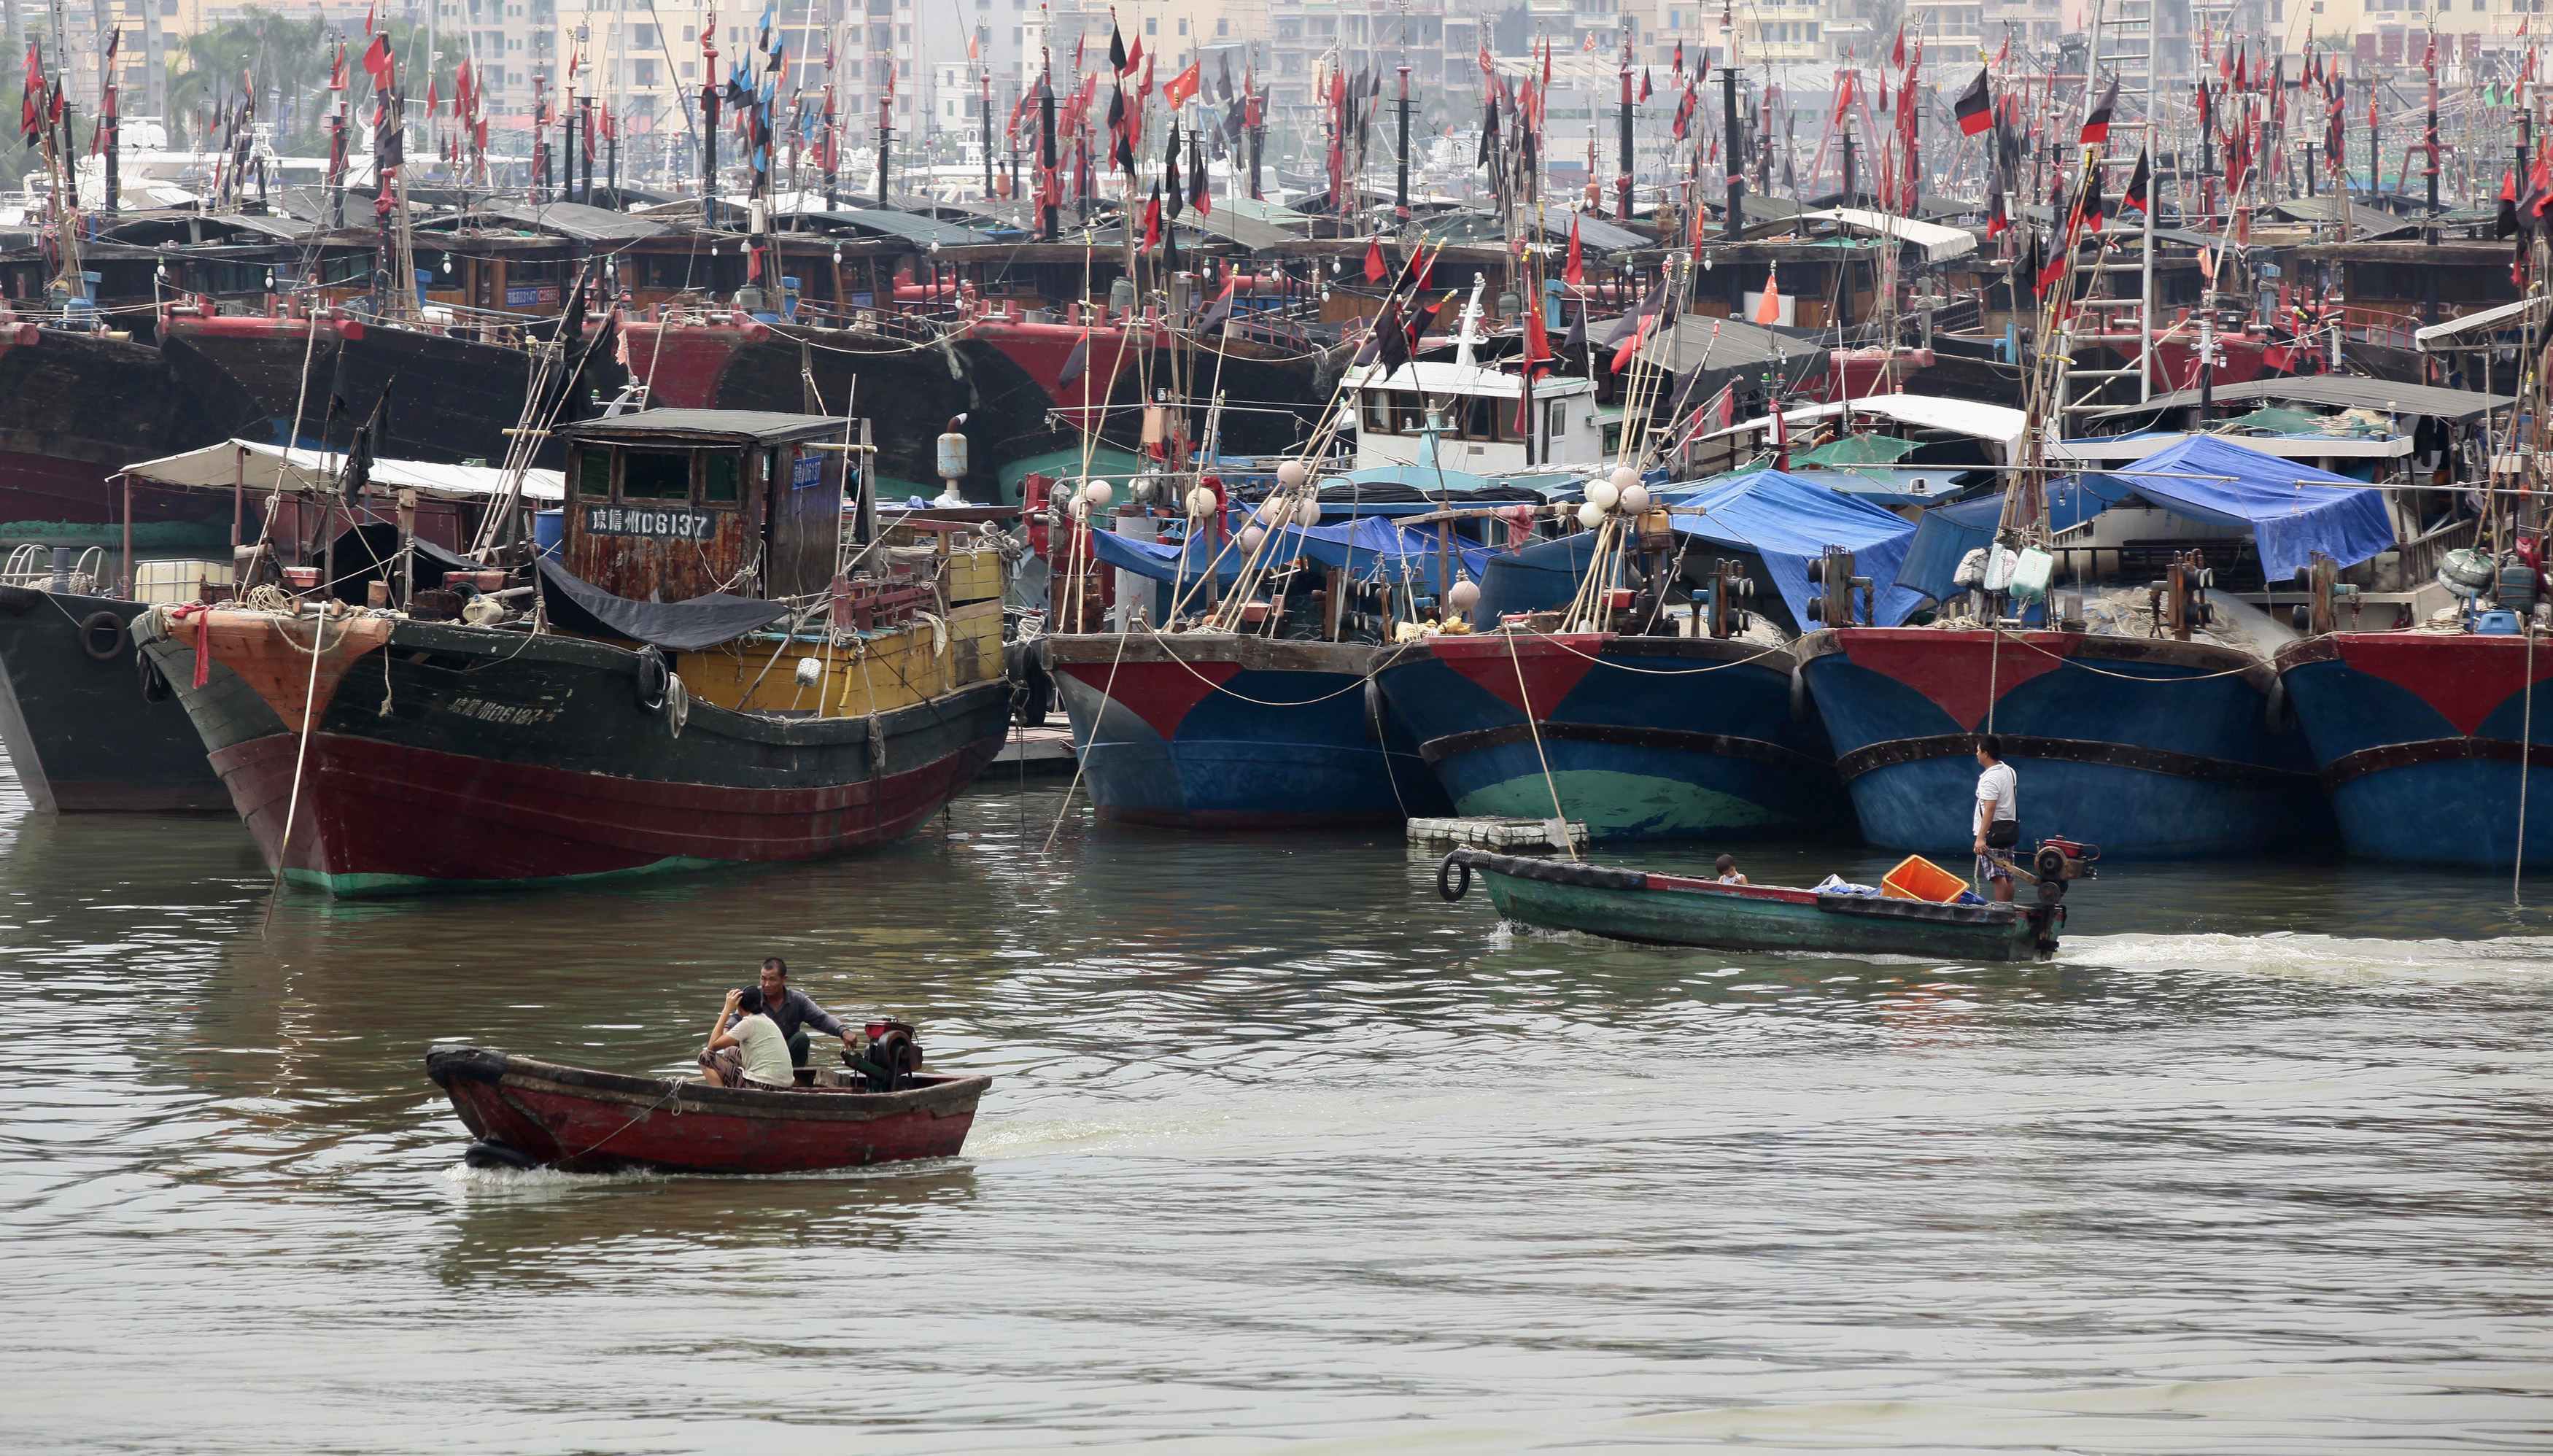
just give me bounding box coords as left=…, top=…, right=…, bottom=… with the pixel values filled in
left=1602, top=422, right=1626, bottom=457
left=575, top=447, right=612, bottom=498
left=1462, top=395, right=1506, bottom=443
left=1393, top=392, right=1427, bottom=433
left=623, top=449, right=693, bottom=501
left=1361, top=392, right=1393, bottom=435
left=703, top=452, right=741, bottom=503
left=1546, top=401, right=1568, bottom=444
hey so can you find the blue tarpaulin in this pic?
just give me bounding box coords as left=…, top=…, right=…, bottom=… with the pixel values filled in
left=1894, top=480, right=2115, bottom=608
left=1471, top=471, right=1923, bottom=629
left=1086, top=516, right=1489, bottom=589
left=2082, top=435, right=2397, bottom=581
left=1662, top=470, right=1922, bottom=627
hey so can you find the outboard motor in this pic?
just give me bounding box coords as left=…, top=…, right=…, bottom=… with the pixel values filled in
left=2023, top=837, right=2099, bottom=954
left=843, top=1020, right=926, bottom=1091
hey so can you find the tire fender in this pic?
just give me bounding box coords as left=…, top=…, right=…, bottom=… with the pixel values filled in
left=1436, top=852, right=1472, bottom=902
left=634, top=645, right=670, bottom=713
left=78, top=610, right=125, bottom=662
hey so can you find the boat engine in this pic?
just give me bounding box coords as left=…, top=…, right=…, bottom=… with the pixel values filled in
left=2023, top=837, right=2099, bottom=954
left=844, top=1020, right=925, bottom=1091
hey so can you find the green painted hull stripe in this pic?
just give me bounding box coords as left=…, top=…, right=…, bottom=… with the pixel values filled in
left=282, top=855, right=732, bottom=898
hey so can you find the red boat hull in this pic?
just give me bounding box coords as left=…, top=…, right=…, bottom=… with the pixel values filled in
left=427, top=1046, right=986, bottom=1174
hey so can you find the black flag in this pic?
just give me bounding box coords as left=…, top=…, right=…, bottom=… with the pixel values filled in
left=1954, top=67, right=1992, bottom=136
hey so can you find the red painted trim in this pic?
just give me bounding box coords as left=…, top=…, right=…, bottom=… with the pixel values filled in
left=1835, top=627, right=2074, bottom=731
left=1055, top=657, right=1240, bottom=739
left=1643, top=872, right=1821, bottom=905
left=1423, top=632, right=1604, bottom=717
left=2328, top=632, right=2553, bottom=737
left=206, top=728, right=1000, bottom=884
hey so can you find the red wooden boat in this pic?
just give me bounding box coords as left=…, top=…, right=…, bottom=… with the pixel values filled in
left=425, top=1045, right=991, bottom=1174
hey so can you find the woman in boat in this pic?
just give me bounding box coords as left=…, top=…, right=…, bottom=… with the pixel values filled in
left=698, top=987, right=798, bottom=1090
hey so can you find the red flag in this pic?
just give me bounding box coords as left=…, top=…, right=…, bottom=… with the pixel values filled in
left=361, top=32, right=392, bottom=82
left=1363, top=236, right=1386, bottom=282
left=1122, top=34, right=1144, bottom=77
left=1163, top=59, right=1201, bottom=109
left=1754, top=266, right=1781, bottom=326
left=1142, top=185, right=1162, bottom=249
left=1563, top=212, right=1584, bottom=286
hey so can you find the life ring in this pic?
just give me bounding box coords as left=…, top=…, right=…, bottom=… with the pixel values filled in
left=136, top=646, right=171, bottom=702
left=634, top=645, right=670, bottom=713
left=1436, top=851, right=1471, bottom=902
left=78, top=610, right=125, bottom=662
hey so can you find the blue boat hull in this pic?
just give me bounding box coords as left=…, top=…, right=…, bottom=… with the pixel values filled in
left=1373, top=633, right=1846, bottom=843
left=2277, top=633, right=2553, bottom=868
left=1797, top=627, right=2329, bottom=859
left=1045, top=634, right=1447, bottom=826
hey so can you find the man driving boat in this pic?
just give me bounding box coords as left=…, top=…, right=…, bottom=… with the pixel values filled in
left=728, top=956, right=859, bottom=1070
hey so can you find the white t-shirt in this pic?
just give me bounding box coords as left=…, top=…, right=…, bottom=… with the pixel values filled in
left=1975, top=761, right=2018, bottom=836
left=727, top=1012, right=797, bottom=1087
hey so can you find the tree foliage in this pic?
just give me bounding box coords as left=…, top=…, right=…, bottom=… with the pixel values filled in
left=166, top=9, right=444, bottom=154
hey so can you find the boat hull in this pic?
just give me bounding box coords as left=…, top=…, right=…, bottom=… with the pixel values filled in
left=132, top=610, right=1013, bottom=894
left=1045, top=632, right=1447, bottom=827
left=1446, top=847, right=2052, bottom=961
left=426, top=1045, right=986, bottom=1174
left=1797, top=627, right=2328, bottom=859
left=0, top=586, right=227, bottom=812
left=2276, top=632, right=2553, bottom=868
left=1374, top=633, right=1846, bottom=843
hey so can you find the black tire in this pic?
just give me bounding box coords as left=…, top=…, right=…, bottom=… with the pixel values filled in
left=78, top=610, right=125, bottom=662
left=1436, top=852, right=1472, bottom=902
left=136, top=647, right=171, bottom=702
left=633, top=645, right=669, bottom=713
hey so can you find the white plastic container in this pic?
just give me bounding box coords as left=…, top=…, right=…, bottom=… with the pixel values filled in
left=2007, top=546, right=2055, bottom=602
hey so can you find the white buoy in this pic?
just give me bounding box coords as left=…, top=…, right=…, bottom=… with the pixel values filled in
left=1276, top=460, right=1309, bottom=489
left=1295, top=499, right=1322, bottom=527
left=1586, top=479, right=1620, bottom=511
left=1576, top=500, right=1606, bottom=530
left=1082, top=479, right=1115, bottom=508
left=794, top=656, right=824, bottom=687
left=1239, top=524, right=1267, bottom=551
left=1619, top=482, right=1652, bottom=515
left=1609, top=464, right=1639, bottom=495
left=1185, top=486, right=1217, bottom=518
left=1255, top=495, right=1287, bottom=524
left=1448, top=580, right=1481, bottom=613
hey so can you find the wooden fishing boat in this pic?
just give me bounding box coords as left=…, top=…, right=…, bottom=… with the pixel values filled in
left=425, top=1045, right=989, bottom=1174
left=1434, top=846, right=2070, bottom=962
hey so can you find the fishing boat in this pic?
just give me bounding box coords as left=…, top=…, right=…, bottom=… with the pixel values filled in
left=1433, top=845, right=2077, bottom=962
left=0, top=576, right=226, bottom=812
left=132, top=408, right=1013, bottom=894
left=425, top=1045, right=989, bottom=1174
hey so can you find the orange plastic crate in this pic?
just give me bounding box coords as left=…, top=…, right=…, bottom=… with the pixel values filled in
left=1880, top=853, right=1969, bottom=903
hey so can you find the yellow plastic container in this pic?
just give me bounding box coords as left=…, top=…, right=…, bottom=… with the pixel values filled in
left=1881, top=853, right=1969, bottom=904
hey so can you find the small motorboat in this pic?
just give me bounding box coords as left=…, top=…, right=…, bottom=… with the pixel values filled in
left=425, top=1034, right=990, bottom=1174
left=1436, top=843, right=2093, bottom=963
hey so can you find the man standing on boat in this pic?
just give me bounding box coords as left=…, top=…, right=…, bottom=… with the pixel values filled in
left=730, top=956, right=859, bottom=1070
left=1973, top=735, right=2019, bottom=903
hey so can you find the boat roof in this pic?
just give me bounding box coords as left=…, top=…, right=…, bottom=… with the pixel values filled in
left=1341, top=360, right=1598, bottom=400
left=2414, top=295, right=2551, bottom=351
left=1703, top=392, right=2028, bottom=449
left=2086, top=376, right=2514, bottom=423
left=558, top=409, right=848, bottom=445
left=1793, top=208, right=1977, bottom=263
left=119, top=439, right=564, bottom=503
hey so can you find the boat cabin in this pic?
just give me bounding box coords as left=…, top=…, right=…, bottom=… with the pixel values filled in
left=557, top=410, right=848, bottom=603
left=1346, top=360, right=1603, bottom=475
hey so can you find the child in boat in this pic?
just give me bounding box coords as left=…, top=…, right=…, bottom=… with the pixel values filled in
left=1715, top=854, right=1749, bottom=886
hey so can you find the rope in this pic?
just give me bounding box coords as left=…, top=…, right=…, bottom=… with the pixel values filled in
left=257, top=607, right=350, bottom=937
left=551, top=1077, right=689, bottom=1165
left=2520, top=621, right=2537, bottom=899
left=1044, top=627, right=1129, bottom=853
left=1503, top=621, right=1577, bottom=864
left=1131, top=616, right=1417, bottom=706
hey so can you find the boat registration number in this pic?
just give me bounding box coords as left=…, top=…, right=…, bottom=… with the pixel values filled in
left=584, top=506, right=718, bottom=541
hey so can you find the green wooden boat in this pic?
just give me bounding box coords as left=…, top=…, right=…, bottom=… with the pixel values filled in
left=1436, top=848, right=2066, bottom=962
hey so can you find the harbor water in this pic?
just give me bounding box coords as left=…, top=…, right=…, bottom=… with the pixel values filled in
left=6, top=756, right=2552, bottom=1450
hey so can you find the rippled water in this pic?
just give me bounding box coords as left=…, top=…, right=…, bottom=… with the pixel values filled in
left=6, top=754, right=2553, bottom=1452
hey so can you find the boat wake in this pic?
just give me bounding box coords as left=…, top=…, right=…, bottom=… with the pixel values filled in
left=2060, top=930, right=2553, bottom=981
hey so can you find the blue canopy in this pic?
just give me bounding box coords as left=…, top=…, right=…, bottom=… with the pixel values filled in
left=2083, top=435, right=2396, bottom=581
left=1661, top=469, right=1922, bottom=627
left=1894, top=480, right=2115, bottom=608
left=1086, top=516, right=1488, bottom=590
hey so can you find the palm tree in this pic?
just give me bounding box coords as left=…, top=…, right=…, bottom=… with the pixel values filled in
left=166, top=11, right=440, bottom=155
